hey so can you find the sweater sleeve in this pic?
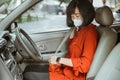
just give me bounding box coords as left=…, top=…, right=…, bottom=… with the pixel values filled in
left=71, top=29, right=98, bottom=75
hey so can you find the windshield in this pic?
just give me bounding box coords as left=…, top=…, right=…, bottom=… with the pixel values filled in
left=0, top=0, right=24, bottom=21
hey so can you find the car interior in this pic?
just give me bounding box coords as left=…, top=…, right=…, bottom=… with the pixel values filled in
left=0, top=0, right=120, bottom=80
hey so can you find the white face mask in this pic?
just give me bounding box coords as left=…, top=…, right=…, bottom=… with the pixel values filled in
left=73, top=19, right=83, bottom=27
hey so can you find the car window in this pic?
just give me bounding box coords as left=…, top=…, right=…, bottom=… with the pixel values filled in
left=18, top=0, right=67, bottom=23
left=1, top=0, right=120, bottom=31
left=16, top=0, right=70, bottom=33
left=0, top=0, right=24, bottom=21
left=17, top=1, right=67, bottom=23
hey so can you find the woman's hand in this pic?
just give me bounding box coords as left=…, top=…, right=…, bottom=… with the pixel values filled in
left=48, top=56, right=58, bottom=64
left=49, top=56, right=73, bottom=67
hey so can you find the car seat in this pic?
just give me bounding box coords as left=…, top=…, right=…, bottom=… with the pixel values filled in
left=86, top=6, right=117, bottom=80
left=94, top=42, right=120, bottom=80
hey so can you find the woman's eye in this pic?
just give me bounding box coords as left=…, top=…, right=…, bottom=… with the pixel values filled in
left=76, top=14, right=80, bottom=17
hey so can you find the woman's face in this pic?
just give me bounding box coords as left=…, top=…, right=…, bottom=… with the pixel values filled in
left=71, top=7, right=83, bottom=20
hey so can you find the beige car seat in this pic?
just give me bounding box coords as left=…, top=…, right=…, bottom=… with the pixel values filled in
left=87, top=6, right=117, bottom=80
left=94, top=42, right=120, bottom=80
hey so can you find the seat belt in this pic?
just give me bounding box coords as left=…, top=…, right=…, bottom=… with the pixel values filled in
left=54, top=28, right=73, bottom=56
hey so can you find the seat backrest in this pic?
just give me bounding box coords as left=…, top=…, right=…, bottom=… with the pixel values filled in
left=86, top=6, right=117, bottom=80
left=94, top=42, right=120, bottom=80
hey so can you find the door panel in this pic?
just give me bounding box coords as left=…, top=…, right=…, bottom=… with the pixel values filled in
left=29, top=30, right=69, bottom=61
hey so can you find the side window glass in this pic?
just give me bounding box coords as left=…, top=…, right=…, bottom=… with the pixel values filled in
left=16, top=0, right=68, bottom=23
left=0, top=0, right=24, bottom=21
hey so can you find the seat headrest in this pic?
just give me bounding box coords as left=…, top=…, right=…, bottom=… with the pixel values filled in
left=95, top=6, right=114, bottom=26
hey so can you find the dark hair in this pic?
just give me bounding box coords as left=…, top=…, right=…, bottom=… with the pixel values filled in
left=66, top=0, right=95, bottom=27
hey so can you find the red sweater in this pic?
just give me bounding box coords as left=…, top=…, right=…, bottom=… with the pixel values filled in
left=49, top=24, right=98, bottom=80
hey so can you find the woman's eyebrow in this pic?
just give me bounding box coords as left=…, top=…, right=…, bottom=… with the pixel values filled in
left=71, top=13, right=80, bottom=15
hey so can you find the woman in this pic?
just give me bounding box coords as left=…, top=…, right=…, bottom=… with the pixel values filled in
left=49, top=0, right=98, bottom=80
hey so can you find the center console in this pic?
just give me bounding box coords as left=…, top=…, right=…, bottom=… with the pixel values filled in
left=0, top=31, right=23, bottom=80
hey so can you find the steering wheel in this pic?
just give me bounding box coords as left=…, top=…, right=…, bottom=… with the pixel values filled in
left=15, top=27, right=42, bottom=61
